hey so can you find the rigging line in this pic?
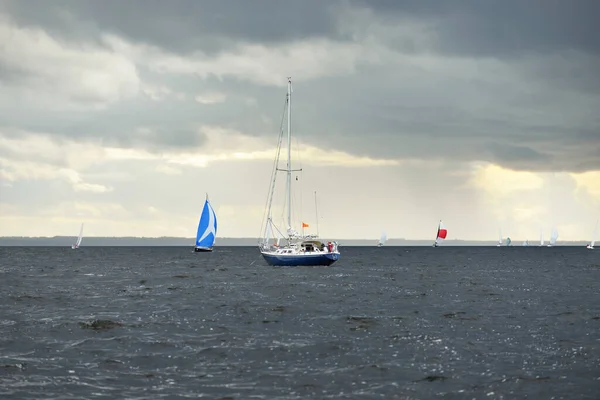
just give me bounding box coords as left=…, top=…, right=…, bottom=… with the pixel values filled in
left=314, top=191, right=319, bottom=238
left=291, top=95, right=304, bottom=235
left=270, top=220, right=287, bottom=241
left=262, top=105, right=285, bottom=241
left=258, top=93, right=288, bottom=243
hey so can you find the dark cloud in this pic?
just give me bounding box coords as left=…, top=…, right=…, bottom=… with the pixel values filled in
left=351, top=0, right=600, bottom=57
left=288, top=70, right=600, bottom=173
left=3, top=0, right=598, bottom=59
left=1, top=0, right=341, bottom=54
left=0, top=0, right=598, bottom=174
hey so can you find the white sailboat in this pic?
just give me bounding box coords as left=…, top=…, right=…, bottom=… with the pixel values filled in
left=586, top=220, right=597, bottom=250
left=258, top=77, right=340, bottom=267
left=539, top=228, right=544, bottom=247
left=497, top=229, right=503, bottom=247
left=547, top=226, right=559, bottom=247
left=194, top=194, right=217, bottom=252
left=71, top=223, right=84, bottom=249
left=377, top=232, right=387, bottom=247
left=433, top=220, right=447, bottom=247
left=522, top=239, right=529, bottom=247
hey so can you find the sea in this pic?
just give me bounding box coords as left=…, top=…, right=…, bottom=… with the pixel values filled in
left=1, top=246, right=599, bottom=399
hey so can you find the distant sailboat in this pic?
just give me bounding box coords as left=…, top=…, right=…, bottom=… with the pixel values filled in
left=522, top=239, right=529, bottom=247
left=194, top=194, right=217, bottom=252
left=539, top=228, right=544, bottom=247
left=433, top=220, right=447, bottom=247
left=505, top=237, right=512, bottom=246
left=497, top=229, right=503, bottom=247
left=377, top=232, right=387, bottom=247
left=71, top=223, right=84, bottom=249
left=547, top=227, right=559, bottom=247
left=586, top=220, right=597, bottom=250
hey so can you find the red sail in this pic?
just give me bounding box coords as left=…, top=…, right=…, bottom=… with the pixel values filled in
left=437, top=228, right=448, bottom=239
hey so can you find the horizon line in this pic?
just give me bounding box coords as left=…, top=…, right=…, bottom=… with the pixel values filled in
left=0, top=235, right=591, bottom=242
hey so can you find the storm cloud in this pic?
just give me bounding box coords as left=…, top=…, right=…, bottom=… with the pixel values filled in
left=0, top=0, right=598, bottom=239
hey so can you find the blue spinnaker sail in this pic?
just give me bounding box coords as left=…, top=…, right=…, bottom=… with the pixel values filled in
left=196, top=197, right=217, bottom=248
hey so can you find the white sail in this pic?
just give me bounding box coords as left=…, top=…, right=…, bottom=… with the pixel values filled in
left=548, top=227, right=559, bottom=246
left=587, top=220, right=597, bottom=249
left=71, top=223, right=84, bottom=249
left=377, top=232, right=387, bottom=247
left=539, top=228, right=544, bottom=246
left=497, top=228, right=503, bottom=246
left=433, top=220, right=447, bottom=247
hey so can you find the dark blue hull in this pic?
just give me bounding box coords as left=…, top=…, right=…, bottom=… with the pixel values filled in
left=261, top=252, right=340, bottom=267
left=194, top=246, right=213, bottom=252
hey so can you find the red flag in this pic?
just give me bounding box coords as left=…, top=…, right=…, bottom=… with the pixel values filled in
left=302, top=222, right=309, bottom=228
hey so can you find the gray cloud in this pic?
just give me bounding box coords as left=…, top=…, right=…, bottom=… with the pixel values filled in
left=1, top=0, right=341, bottom=54
left=0, top=0, right=598, bottom=175
left=351, top=0, right=600, bottom=57
left=6, top=0, right=598, bottom=58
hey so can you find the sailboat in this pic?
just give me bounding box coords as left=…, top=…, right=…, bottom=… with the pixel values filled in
left=497, top=229, right=503, bottom=247
left=258, top=77, right=340, bottom=267
left=587, top=220, right=598, bottom=250
left=539, top=228, right=544, bottom=247
left=522, top=239, right=529, bottom=247
left=71, top=223, right=84, bottom=249
left=433, top=220, right=447, bottom=247
left=377, top=232, right=387, bottom=247
left=505, top=237, right=512, bottom=246
left=547, top=227, right=558, bottom=247
left=194, top=194, right=217, bottom=252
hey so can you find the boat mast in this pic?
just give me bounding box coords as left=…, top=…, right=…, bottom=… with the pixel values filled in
left=434, top=220, right=440, bottom=246
left=314, top=191, right=319, bottom=237
left=286, top=76, right=292, bottom=231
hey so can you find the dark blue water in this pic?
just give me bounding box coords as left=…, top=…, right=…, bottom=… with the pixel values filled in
left=1, top=246, right=599, bottom=399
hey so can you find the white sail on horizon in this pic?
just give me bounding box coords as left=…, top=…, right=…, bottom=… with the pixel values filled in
left=549, top=226, right=559, bottom=246
left=72, top=223, right=84, bottom=249
left=378, top=232, right=387, bottom=246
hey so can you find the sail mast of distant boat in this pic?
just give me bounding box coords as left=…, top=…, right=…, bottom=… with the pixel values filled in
left=497, top=228, right=503, bottom=247
left=433, top=220, right=447, bottom=247
left=587, top=220, right=598, bottom=250
left=71, top=223, right=84, bottom=249
left=377, top=232, right=387, bottom=247
left=547, top=226, right=558, bottom=247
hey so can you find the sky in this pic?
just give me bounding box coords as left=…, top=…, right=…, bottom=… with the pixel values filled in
left=0, top=0, right=599, bottom=241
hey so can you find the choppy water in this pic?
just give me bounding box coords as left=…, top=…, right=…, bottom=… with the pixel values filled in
left=1, top=246, right=599, bottom=399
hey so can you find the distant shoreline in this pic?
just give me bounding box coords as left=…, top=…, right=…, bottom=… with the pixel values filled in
left=0, top=236, right=589, bottom=247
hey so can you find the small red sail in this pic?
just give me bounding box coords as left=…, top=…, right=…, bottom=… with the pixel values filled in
left=437, top=228, right=448, bottom=239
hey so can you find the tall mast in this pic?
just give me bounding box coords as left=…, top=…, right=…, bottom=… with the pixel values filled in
left=314, top=191, right=319, bottom=237
left=286, top=76, right=292, bottom=230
